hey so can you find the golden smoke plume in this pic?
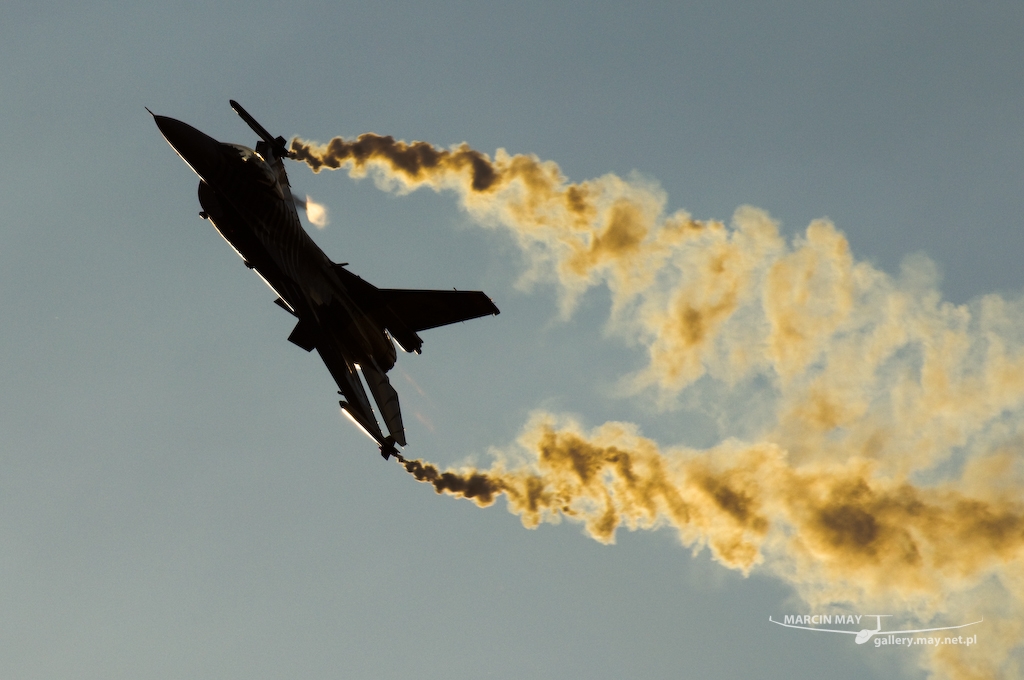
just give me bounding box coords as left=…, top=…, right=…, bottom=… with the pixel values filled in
left=293, top=134, right=1024, bottom=678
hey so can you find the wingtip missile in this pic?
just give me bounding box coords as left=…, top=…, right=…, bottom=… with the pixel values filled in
left=229, top=99, right=289, bottom=159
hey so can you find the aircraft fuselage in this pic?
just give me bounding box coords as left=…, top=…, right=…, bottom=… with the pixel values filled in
left=185, top=128, right=397, bottom=371
left=152, top=103, right=499, bottom=458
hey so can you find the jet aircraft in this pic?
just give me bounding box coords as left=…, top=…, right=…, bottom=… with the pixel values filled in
left=151, top=101, right=499, bottom=459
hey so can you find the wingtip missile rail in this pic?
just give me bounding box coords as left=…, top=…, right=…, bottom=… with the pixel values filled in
left=229, top=99, right=290, bottom=159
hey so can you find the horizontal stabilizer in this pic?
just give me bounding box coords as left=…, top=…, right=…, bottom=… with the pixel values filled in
left=339, top=401, right=383, bottom=445
left=318, top=340, right=387, bottom=447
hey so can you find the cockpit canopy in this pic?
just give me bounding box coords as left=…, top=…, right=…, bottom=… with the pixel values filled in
left=222, top=143, right=283, bottom=199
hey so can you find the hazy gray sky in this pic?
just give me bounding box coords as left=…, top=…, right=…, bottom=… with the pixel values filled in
left=1, top=2, right=1022, bottom=678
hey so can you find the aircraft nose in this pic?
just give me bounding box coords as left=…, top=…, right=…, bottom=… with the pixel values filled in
left=151, top=113, right=226, bottom=184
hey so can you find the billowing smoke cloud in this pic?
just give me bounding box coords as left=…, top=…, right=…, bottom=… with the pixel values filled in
left=292, top=134, right=1024, bottom=678
left=397, top=417, right=1023, bottom=678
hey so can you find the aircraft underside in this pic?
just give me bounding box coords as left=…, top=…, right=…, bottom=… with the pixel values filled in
left=154, top=102, right=499, bottom=459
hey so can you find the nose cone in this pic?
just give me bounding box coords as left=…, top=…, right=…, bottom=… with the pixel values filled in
left=151, top=113, right=226, bottom=184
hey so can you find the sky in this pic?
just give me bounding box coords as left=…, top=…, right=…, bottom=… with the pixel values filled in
left=1, top=2, right=1023, bottom=679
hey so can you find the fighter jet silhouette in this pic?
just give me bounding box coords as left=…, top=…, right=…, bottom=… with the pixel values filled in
left=151, top=101, right=498, bottom=459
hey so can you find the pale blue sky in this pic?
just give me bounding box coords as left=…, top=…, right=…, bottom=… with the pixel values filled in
left=1, top=2, right=1022, bottom=678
